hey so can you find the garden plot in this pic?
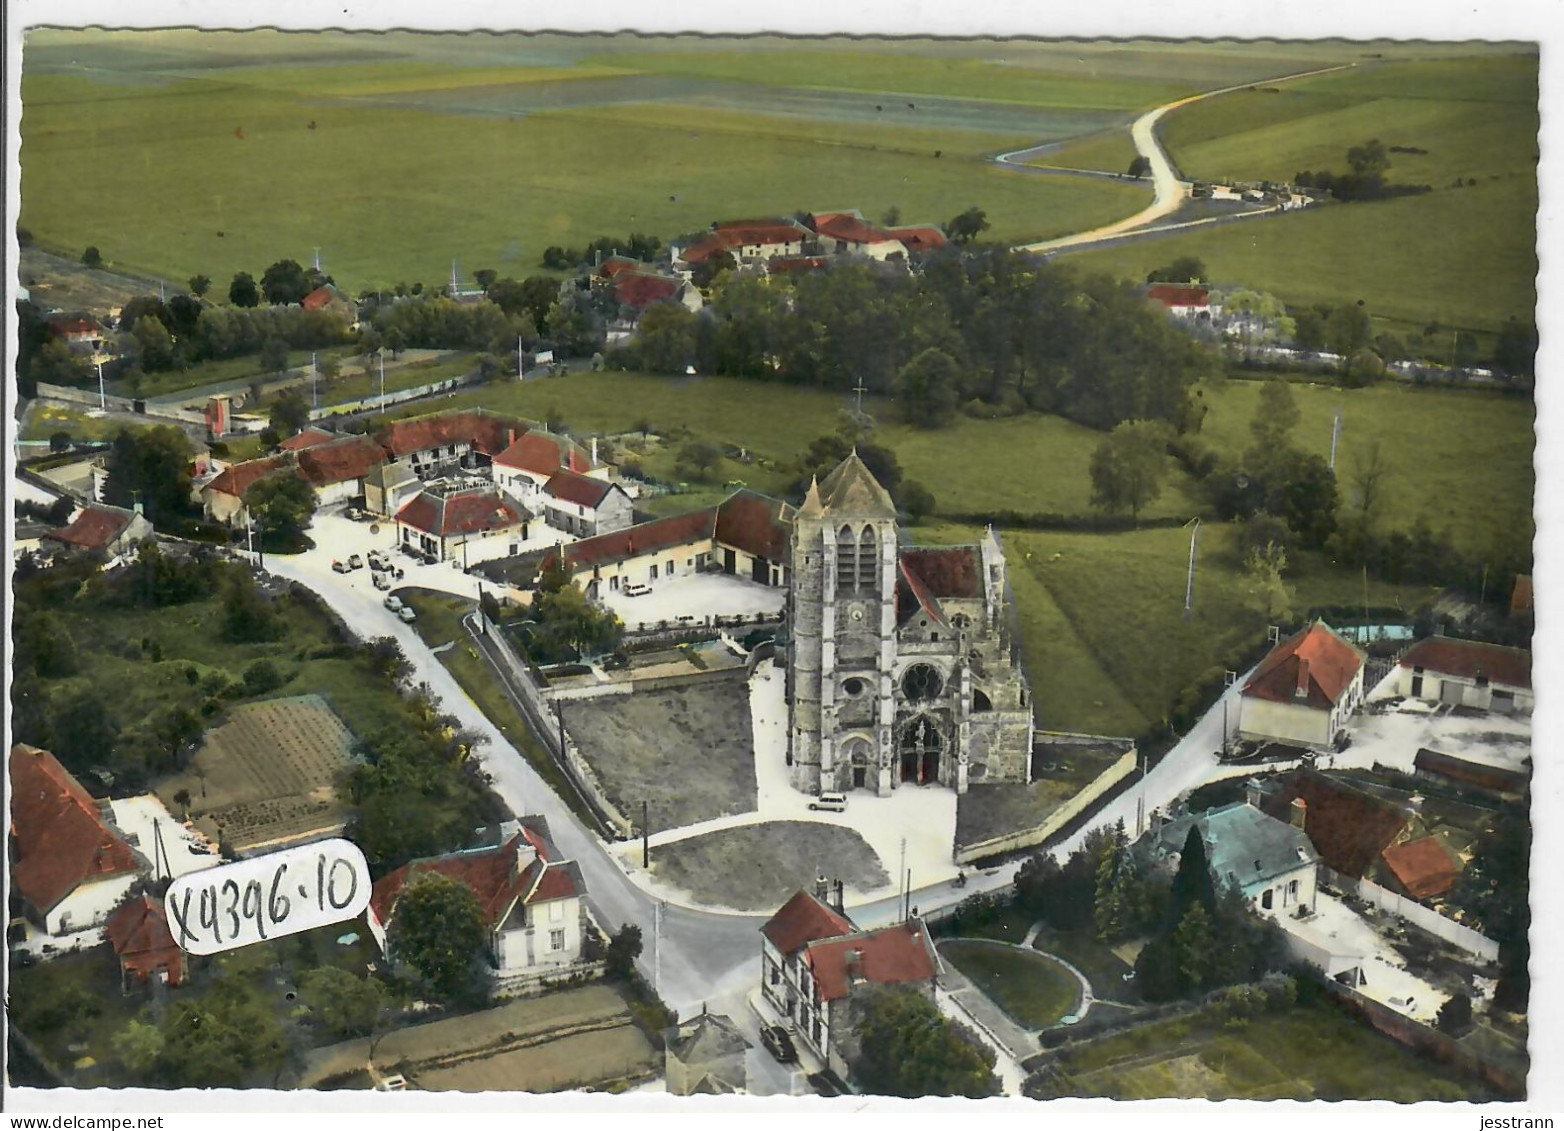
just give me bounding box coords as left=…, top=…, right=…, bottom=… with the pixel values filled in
left=158, top=694, right=360, bottom=854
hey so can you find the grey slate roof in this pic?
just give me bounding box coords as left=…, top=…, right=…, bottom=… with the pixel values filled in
left=1152, top=801, right=1319, bottom=891
left=668, top=1010, right=751, bottom=1064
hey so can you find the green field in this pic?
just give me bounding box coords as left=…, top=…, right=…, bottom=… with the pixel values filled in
left=1069, top=54, right=1538, bottom=337
left=940, top=941, right=1080, bottom=1029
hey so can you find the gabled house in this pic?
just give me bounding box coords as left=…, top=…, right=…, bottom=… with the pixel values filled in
left=806, top=211, right=908, bottom=261
left=1379, top=835, right=1464, bottom=902
left=1151, top=797, right=1320, bottom=918
left=105, top=894, right=185, bottom=990
left=9, top=744, right=145, bottom=939
left=1259, top=769, right=1415, bottom=881
left=759, top=887, right=940, bottom=1078
left=366, top=818, right=592, bottom=994
left=47, top=313, right=108, bottom=354
left=294, top=434, right=387, bottom=506
left=1239, top=621, right=1365, bottom=748
left=665, top=1008, right=751, bottom=1096
left=202, top=454, right=291, bottom=526
left=279, top=426, right=339, bottom=453
left=884, top=225, right=947, bottom=255
left=1146, top=283, right=1215, bottom=320
left=491, top=430, right=600, bottom=503
left=1390, top=637, right=1532, bottom=714
left=299, top=285, right=358, bottom=325
left=374, top=410, right=526, bottom=480
left=395, top=484, right=533, bottom=566
left=612, top=273, right=682, bottom=312
left=364, top=458, right=422, bottom=519
left=42, top=502, right=153, bottom=559
left=541, top=468, right=634, bottom=538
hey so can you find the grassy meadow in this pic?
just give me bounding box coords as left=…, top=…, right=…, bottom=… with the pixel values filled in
left=1067, top=53, right=1538, bottom=337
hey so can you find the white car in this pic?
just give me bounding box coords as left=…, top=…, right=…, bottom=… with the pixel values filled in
left=398, top=606, right=417, bottom=623
left=809, top=792, right=848, bottom=813
left=623, top=582, right=652, bottom=598
left=383, top=595, right=404, bottom=613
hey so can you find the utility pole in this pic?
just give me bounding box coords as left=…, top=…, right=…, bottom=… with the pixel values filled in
left=653, top=899, right=663, bottom=996
left=518, top=336, right=525, bottom=381
left=1329, top=411, right=1342, bottom=470
left=97, top=360, right=106, bottom=410
left=642, top=800, right=650, bottom=868
left=379, top=350, right=386, bottom=413
left=1183, top=518, right=1201, bottom=620
left=898, top=837, right=906, bottom=920
left=311, top=351, right=318, bottom=409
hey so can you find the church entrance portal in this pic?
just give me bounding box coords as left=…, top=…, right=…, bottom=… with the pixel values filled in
left=899, top=718, right=942, bottom=785
left=847, top=740, right=871, bottom=789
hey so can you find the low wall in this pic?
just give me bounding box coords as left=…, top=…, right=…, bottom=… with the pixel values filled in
left=1323, top=868, right=1499, bottom=962
left=36, top=381, right=134, bottom=412
left=310, top=370, right=482, bottom=421
left=955, top=748, right=1138, bottom=865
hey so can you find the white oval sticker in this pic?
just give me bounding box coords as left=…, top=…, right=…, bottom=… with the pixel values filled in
left=165, top=838, right=372, bottom=955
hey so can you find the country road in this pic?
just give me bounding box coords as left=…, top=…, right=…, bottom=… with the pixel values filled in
left=1003, top=62, right=1356, bottom=254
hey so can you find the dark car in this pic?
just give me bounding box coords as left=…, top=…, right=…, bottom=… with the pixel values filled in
left=760, top=1024, right=797, bottom=1064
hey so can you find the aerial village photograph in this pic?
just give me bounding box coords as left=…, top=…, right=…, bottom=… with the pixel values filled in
left=3, top=0, right=1556, bottom=1118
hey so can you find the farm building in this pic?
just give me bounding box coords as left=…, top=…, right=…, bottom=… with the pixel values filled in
left=105, top=894, right=186, bottom=991
left=805, top=210, right=908, bottom=260
left=364, top=458, right=422, bottom=518
left=759, top=886, right=940, bottom=1080
left=201, top=454, right=291, bottom=526
left=1238, top=622, right=1365, bottom=749
left=278, top=425, right=338, bottom=452
left=374, top=410, right=525, bottom=481
left=1379, top=835, right=1464, bottom=902
left=491, top=429, right=600, bottom=503
left=1388, top=637, right=1532, bottom=714
left=294, top=434, right=387, bottom=507
left=366, top=818, right=594, bottom=995
left=42, top=502, right=152, bottom=558
left=395, top=483, right=533, bottom=565
left=540, top=468, right=634, bottom=538
left=1145, top=283, right=1215, bottom=320
left=664, top=1009, right=751, bottom=1096
left=1149, top=798, right=1320, bottom=918
left=1257, top=770, right=1416, bottom=882
left=1413, top=748, right=1530, bottom=799
left=8, top=744, right=145, bottom=940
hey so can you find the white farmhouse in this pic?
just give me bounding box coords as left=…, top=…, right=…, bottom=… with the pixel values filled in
left=1388, top=636, right=1532, bottom=714
left=1238, top=621, right=1365, bottom=749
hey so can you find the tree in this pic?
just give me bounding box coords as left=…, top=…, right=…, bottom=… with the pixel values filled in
left=1348, top=439, right=1392, bottom=528
left=1171, top=824, right=1217, bottom=923
left=221, top=570, right=282, bottom=643
left=261, top=258, right=311, bottom=305
left=899, top=480, right=936, bottom=523
left=1270, top=453, right=1338, bottom=550
left=630, top=302, right=699, bottom=373
left=245, top=472, right=317, bottom=551
left=1343, top=347, right=1385, bottom=387
left=268, top=389, right=310, bottom=436
left=49, top=431, right=72, bottom=454
left=158, top=978, right=287, bottom=1088
left=298, top=967, right=392, bottom=1038
left=128, top=315, right=176, bottom=372
left=892, top=347, right=961, bottom=429
left=1127, top=156, right=1152, bottom=178
left=1147, top=257, right=1207, bottom=284
left=1437, top=992, right=1474, bottom=1035
left=1325, top=302, right=1372, bottom=358
left=229, top=272, right=260, bottom=308
left=881, top=205, right=902, bottom=226
left=318, top=353, right=341, bottom=383
left=82, top=246, right=103, bottom=268
left=1248, top=380, right=1301, bottom=456
left=388, top=873, right=487, bottom=1000
left=676, top=440, right=723, bottom=482
left=188, top=274, right=211, bottom=297
left=1172, top=903, right=1219, bottom=992
left=112, top=1019, right=165, bottom=1077
left=172, top=788, right=192, bottom=817
left=29, top=339, right=91, bottom=387
left=473, top=268, right=498, bottom=292
left=1346, top=138, right=1390, bottom=178
left=530, top=584, right=623, bottom=660
left=49, top=688, right=118, bottom=776
left=1448, top=803, right=1530, bottom=1012
left=945, top=206, right=990, bottom=245
left=605, top=923, right=643, bottom=980
left=15, top=610, right=80, bottom=678
left=1242, top=541, right=1293, bottom=622
left=1089, top=420, right=1171, bottom=519
left=259, top=336, right=290, bottom=374
left=103, top=425, right=195, bottom=525
left=851, top=986, right=999, bottom=1098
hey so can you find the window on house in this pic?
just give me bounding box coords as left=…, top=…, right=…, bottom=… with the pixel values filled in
left=611, top=576, right=620, bottom=590
left=666, top=559, right=675, bottom=575
left=1288, top=879, right=1299, bottom=899
left=1262, top=889, right=1274, bottom=910
left=650, top=564, right=658, bottom=580
left=549, top=929, right=565, bottom=951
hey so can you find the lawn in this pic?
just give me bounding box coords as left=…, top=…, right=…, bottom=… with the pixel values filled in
left=21, top=403, right=130, bottom=444
left=258, top=351, right=475, bottom=410
left=648, top=821, right=888, bottom=912
left=939, top=940, right=1081, bottom=1029
left=114, top=346, right=356, bottom=401
left=7, top=946, right=147, bottom=1083
left=1195, top=376, right=1535, bottom=558
left=1029, top=925, right=1137, bottom=1004
left=1023, top=131, right=1142, bottom=175
left=1043, top=994, right=1489, bottom=1101
left=1067, top=53, right=1538, bottom=337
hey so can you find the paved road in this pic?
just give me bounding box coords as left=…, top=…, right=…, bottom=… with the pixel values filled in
left=1004, top=64, right=1355, bottom=254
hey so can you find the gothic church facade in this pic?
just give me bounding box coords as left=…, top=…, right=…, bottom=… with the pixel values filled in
left=786, top=453, right=1034, bottom=796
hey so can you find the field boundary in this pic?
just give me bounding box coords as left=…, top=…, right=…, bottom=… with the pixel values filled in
left=955, top=747, right=1137, bottom=864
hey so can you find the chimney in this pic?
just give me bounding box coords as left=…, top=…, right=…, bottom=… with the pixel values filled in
left=1289, top=797, right=1307, bottom=831
left=133, top=500, right=144, bottom=518
left=1244, top=778, right=1263, bottom=809
left=833, top=878, right=845, bottom=913
left=814, top=873, right=830, bottom=903
left=507, top=428, right=516, bottom=446
left=591, top=437, right=599, bottom=467
left=1295, top=658, right=1311, bottom=698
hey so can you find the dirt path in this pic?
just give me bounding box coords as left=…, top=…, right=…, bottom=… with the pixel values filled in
left=1003, top=63, right=1356, bottom=254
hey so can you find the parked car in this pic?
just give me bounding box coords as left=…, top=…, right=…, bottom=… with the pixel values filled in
left=347, top=554, right=364, bottom=570
left=331, top=560, right=349, bottom=574
left=623, top=582, right=652, bottom=598
left=760, top=1025, right=797, bottom=1064
left=373, top=572, right=391, bottom=591
left=1388, top=995, right=1417, bottom=1014
left=374, top=1074, right=408, bottom=1091
left=398, top=606, right=417, bottom=623
left=384, top=595, right=404, bottom=613
left=367, top=551, right=391, bottom=570
left=603, top=652, right=630, bottom=671
left=809, top=792, right=848, bottom=813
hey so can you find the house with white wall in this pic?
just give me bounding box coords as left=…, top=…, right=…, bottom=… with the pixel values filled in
left=394, top=484, right=533, bottom=566
left=1388, top=637, right=1532, bottom=713
left=365, top=818, right=593, bottom=995
left=1149, top=797, right=1320, bottom=919
left=1239, top=621, right=1365, bottom=748
left=541, top=469, right=634, bottom=538
left=8, top=744, right=145, bottom=941
left=42, top=502, right=153, bottom=559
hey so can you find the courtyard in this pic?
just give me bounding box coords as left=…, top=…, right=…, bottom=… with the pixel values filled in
left=596, top=568, right=786, bottom=629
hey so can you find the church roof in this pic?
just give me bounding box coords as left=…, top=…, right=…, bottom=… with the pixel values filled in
left=815, top=451, right=896, bottom=519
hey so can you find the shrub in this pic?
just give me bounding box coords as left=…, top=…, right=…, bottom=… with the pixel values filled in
left=241, top=658, right=285, bottom=696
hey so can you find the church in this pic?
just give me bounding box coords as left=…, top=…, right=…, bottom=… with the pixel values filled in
left=786, top=452, right=1035, bottom=796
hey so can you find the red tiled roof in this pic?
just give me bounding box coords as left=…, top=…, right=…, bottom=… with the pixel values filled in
left=767, top=257, right=831, bottom=275
left=1147, top=284, right=1210, bottom=309
left=681, top=234, right=733, bottom=265
left=9, top=744, right=141, bottom=915
left=1381, top=836, right=1463, bottom=901
left=279, top=426, right=337, bottom=452
left=544, top=468, right=616, bottom=509
left=712, top=219, right=805, bottom=247
left=1243, top=622, right=1363, bottom=710
left=550, top=508, right=717, bottom=574
left=901, top=548, right=981, bottom=599
left=206, top=455, right=290, bottom=499
left=295, top=435, right=386, bottom=487
left=369, top=831, right=577, bottom=929
left=48, top=316, right=101, bottom=338
left=805, top=922, right=937, bottom=1002
left=376, top=411, right=524, bottom=459
left=614, top=274, right=680, bottom=310
left=810, top=212, right=891, bottom=245
left=1413, top=748, right=1529, bottom=795
left=300, top=286, right=335, bottom=312
left=897, top=558, right=945, bottom=626
left=396, top=489, right=527, bottom=538
left=494, top=432, right=563, bottom=476
left=599, top=257, right=643, bottom=279
left=714, top=490, right=793, bottom=562
left=1261, top=770, right=1408, bottom=878
left=1399, top=637, right=1531, bottom=691
left=761, top=890, right=854, bottom=957
left=106, top=894, right=184, bottom=984
left=886, top=226, right=947, bottom=253
left=44, top=505, right=134, bottom=552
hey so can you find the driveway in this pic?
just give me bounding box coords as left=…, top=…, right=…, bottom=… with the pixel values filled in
left=599, top=569, right=786, bottom=629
